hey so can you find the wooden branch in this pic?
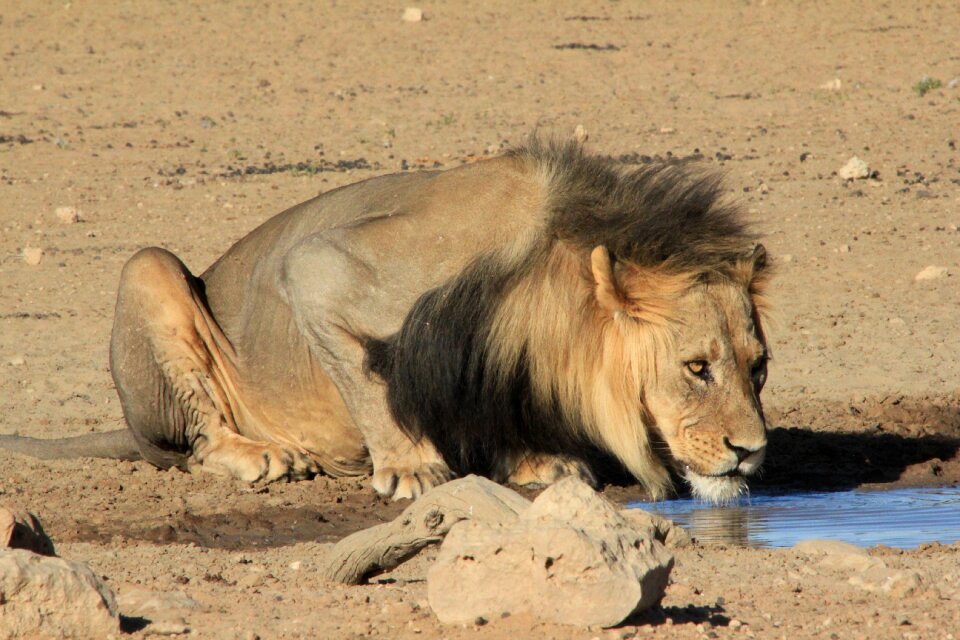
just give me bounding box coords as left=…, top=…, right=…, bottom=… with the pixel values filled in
left=318, top=476, right=530, bottom=584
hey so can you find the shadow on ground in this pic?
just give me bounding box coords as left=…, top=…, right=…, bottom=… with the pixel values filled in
left=756, top=427, right=959, bottom=491
left=757, top=394, right=960, bottom=491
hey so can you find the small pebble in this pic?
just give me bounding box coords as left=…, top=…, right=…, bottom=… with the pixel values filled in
left=838, top=156, right=870, bottom=180
left=402, top=7, right=423, bottom=22
left=8, top=355, right=25, bottom=366
left=839, top=244, right=850, bottom=253
left=22, top=247, right=43, bottom=265
left=54, top=206, right=81, bottom=223
left=143, top=620, right=190, bottom=636
left=914, top=265, right=949, bottom=281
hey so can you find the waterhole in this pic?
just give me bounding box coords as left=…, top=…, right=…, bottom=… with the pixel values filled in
left=632, top=486, right=960, bottom=548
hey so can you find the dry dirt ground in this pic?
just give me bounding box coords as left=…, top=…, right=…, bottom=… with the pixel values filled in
left=1, top=1, right=959, bottom=638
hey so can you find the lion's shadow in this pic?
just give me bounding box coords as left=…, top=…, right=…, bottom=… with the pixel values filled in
left=753, top=426, right=959, bottom=492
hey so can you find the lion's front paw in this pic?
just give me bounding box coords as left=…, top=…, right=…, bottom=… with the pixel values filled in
left=372, top=462, right=455, bottom=500
left=505, top=453, right=597, bottom=489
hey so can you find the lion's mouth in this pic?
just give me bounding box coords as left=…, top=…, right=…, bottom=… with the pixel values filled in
left=682, top=467, right=748, bottom=504
left=683, top=463, right=743, bottom=479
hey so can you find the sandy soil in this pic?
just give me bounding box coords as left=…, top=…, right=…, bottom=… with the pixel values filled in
left=1, top=1, right=959, bottom=638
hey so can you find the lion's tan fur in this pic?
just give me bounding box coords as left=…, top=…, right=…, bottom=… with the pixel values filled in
left=6, top=140, right=770, bottom=502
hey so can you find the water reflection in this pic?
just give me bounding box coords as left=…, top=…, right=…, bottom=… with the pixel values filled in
left=683, top=505, right=755, bottom=546
left=631, top=487, right=960, bottom=548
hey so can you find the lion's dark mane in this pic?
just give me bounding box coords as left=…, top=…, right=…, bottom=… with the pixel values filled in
left=364, top=139, right=759, bottom=478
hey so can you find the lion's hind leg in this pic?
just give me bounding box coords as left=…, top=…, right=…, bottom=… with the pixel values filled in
left=110, top=247, right=317, bottom=483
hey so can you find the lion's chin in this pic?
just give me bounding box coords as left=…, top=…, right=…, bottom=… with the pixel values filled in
left=684, top=470, right=748, bottom=505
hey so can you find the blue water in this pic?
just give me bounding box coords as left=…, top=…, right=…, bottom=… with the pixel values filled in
left=631, top=487, right=960, bottom=548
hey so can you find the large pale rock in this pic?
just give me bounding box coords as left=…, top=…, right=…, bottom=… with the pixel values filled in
left=0, top=506, right=56, bottom=556
left=428, top=477, right=674, bottom=627
left=0, top=549, right=120, bottom=638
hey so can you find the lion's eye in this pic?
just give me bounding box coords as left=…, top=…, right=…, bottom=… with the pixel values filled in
left=751, top=356, right=768, bottom=389
left=685, top=360, right=710, bottom=378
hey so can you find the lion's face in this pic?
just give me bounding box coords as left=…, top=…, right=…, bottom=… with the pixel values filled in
left=642, top=281, right=767, bottom=503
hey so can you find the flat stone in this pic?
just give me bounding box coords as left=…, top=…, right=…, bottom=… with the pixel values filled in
left=794, top=539, right=869, bottom=557
left=914, top=265, right=949, bottom=281
left=818, top=553, right=884, bottom=573
left=401, top=7, right=423, bottom=22
left=117, top=587, right=200, bottom=618
left=849, top=566, right=923, bottom=598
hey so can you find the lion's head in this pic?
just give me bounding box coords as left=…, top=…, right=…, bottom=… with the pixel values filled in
left=589, top=243, right=769, bottom=503
left=367, top=140, right=772, bottom=504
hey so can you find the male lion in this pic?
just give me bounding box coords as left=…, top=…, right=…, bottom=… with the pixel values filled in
left=1, top=140, right=770, bottom=503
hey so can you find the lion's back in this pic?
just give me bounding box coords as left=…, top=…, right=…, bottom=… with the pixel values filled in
left=199, top=155, right=547, bottom=349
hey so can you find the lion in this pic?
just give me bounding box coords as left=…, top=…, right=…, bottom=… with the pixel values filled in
left=0, top=139, right=771, bottom=503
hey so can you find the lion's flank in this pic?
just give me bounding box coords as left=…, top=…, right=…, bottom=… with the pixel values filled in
left=365, top=140, right=765, bottom=486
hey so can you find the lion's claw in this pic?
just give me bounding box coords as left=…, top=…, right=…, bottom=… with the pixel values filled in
left=372, top=462, right=455, bottom=500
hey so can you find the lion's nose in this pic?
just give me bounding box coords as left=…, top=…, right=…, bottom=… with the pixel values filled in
left=723, top=436, right=758, bottom=463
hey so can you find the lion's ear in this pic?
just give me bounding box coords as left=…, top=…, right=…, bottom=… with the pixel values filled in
left=735, top=243, right=772, bottom=314
left=618, top=265, right=693, bottom=326
left=590, top=245, right=625, bottom=314
left=591, top=245, right=691, bottom=324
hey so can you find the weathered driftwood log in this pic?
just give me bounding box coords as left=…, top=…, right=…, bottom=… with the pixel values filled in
left=318, top=476, right=530, bottom=584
